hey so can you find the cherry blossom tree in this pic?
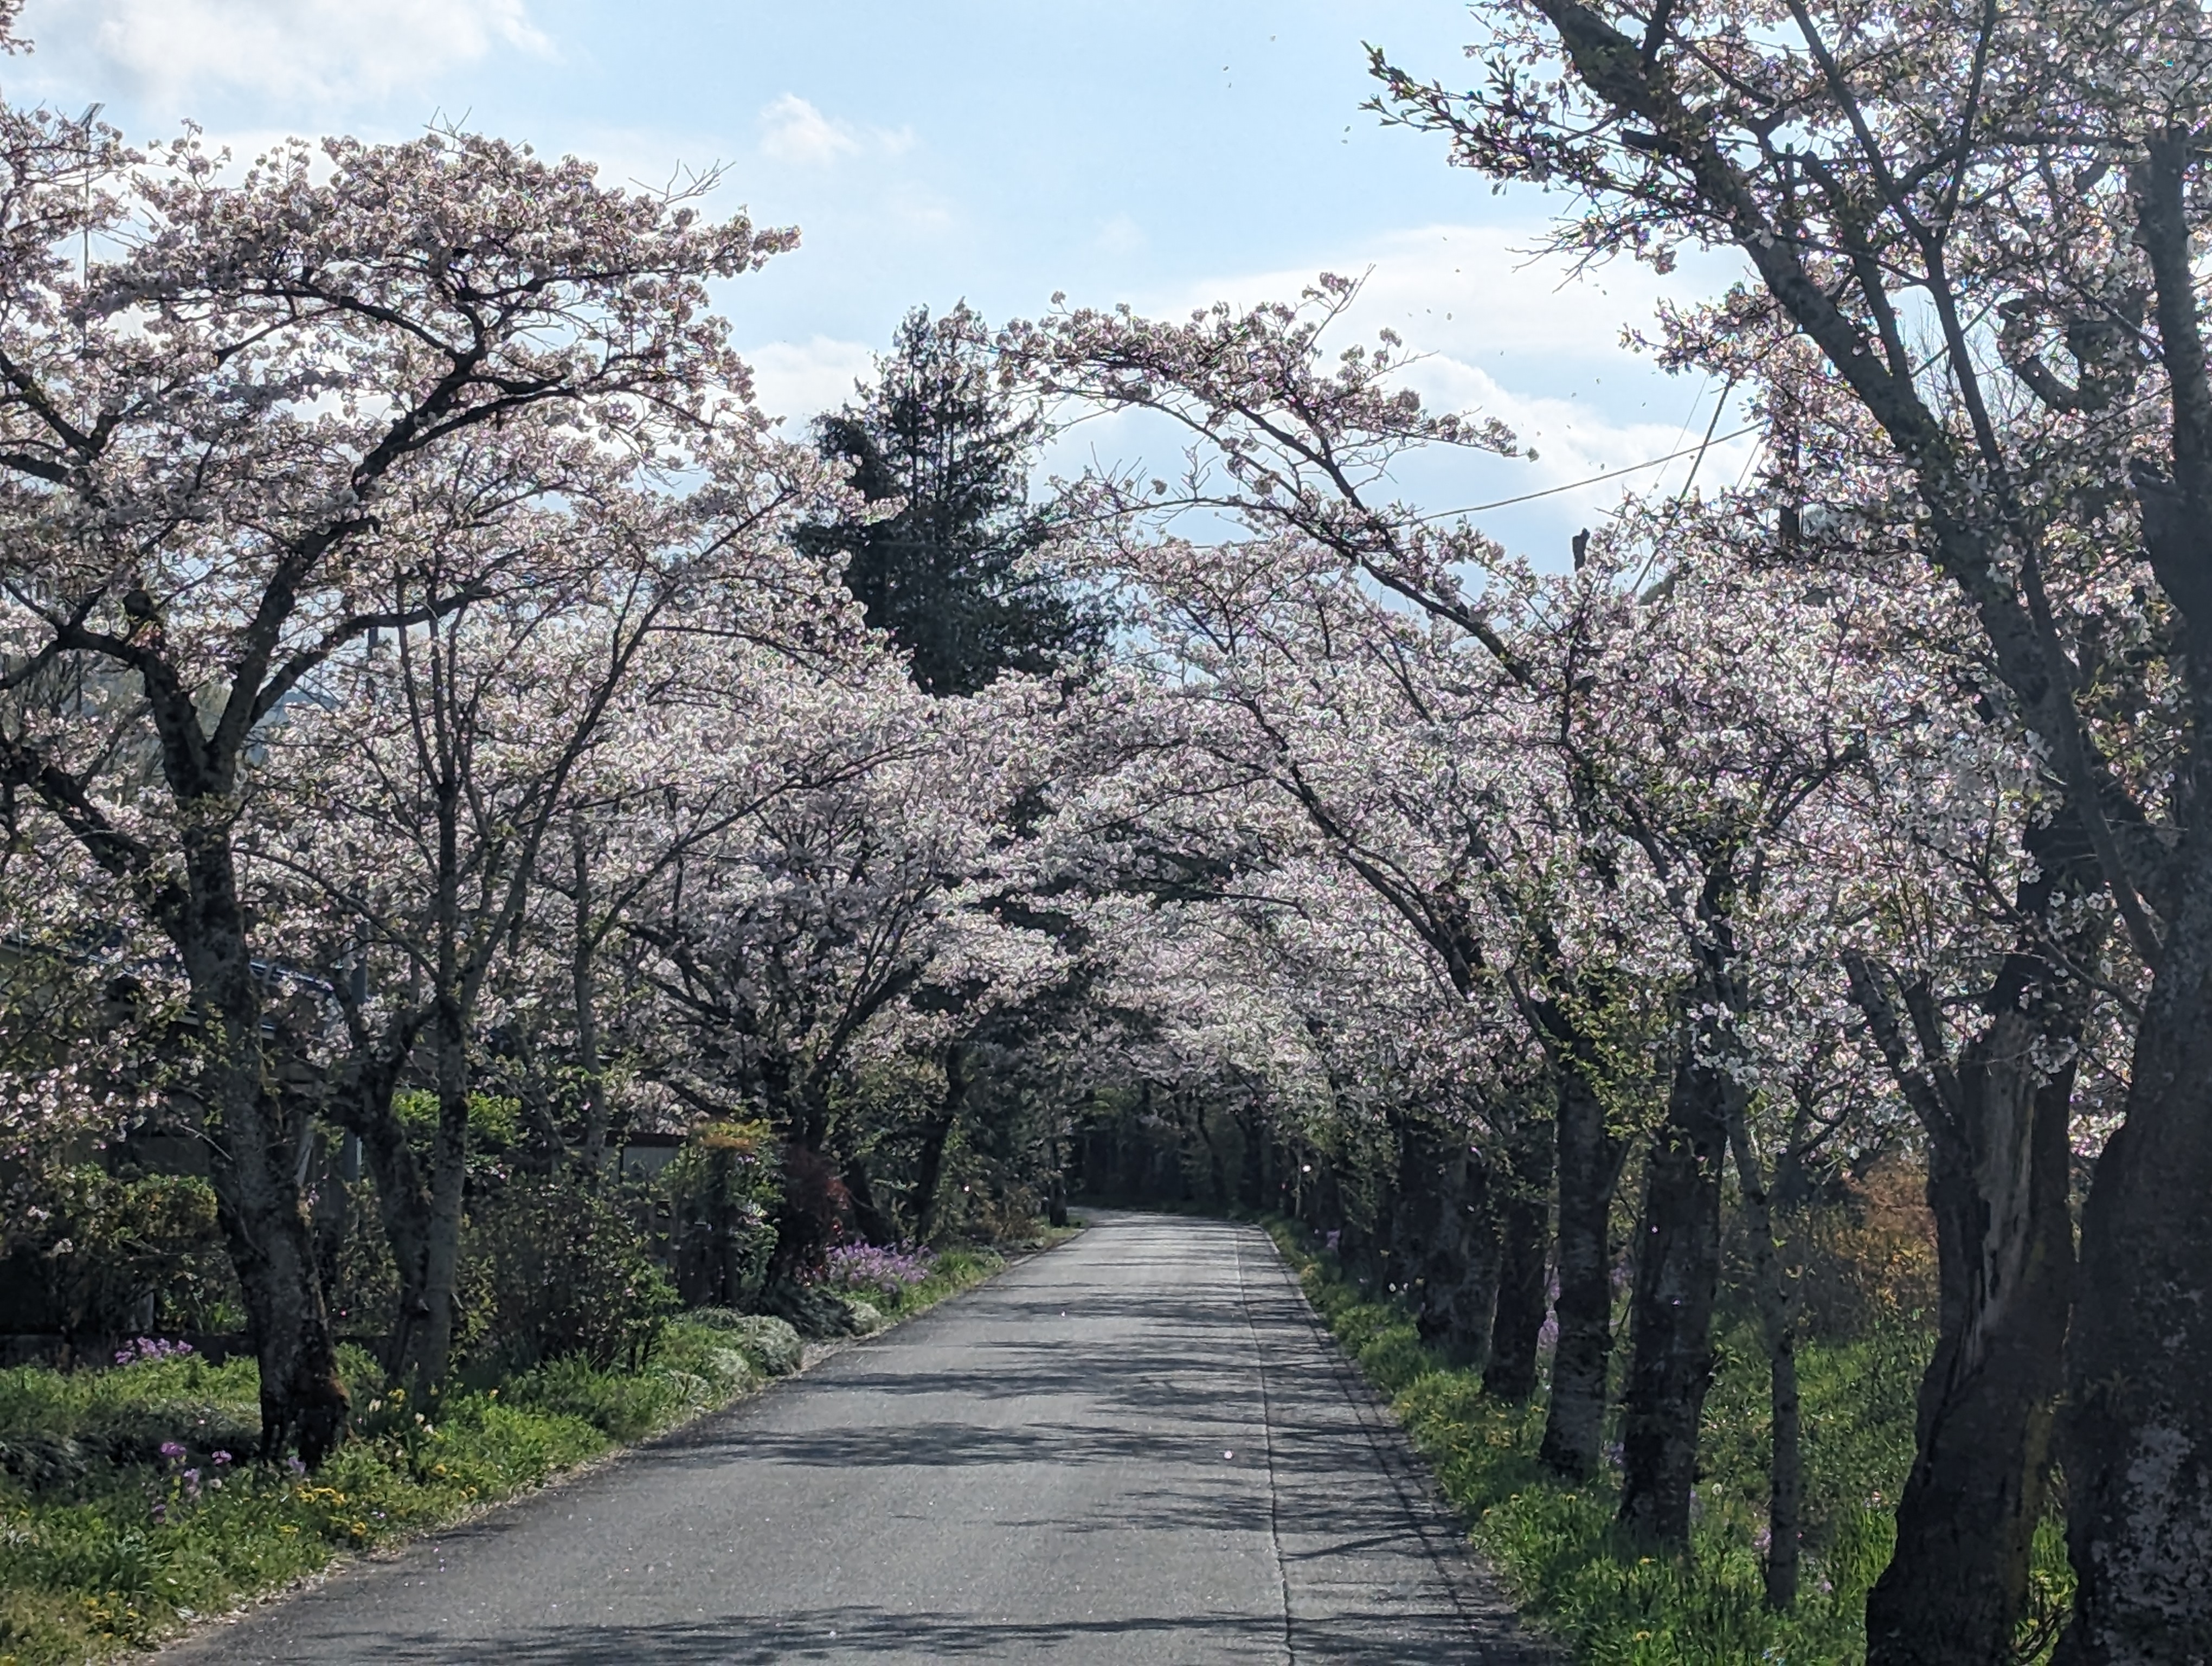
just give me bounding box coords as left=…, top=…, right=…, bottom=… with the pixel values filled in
left=1370, top=4, right=2208, bottom=1652
left=0, top=89, right=792, bottom=1456
left=245, top=431, right=838, bottom=1390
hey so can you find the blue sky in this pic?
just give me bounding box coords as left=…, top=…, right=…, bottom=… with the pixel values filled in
left=12, top=0, right=1759, bottom=563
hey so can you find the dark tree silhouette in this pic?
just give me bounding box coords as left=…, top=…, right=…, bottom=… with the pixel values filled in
left=799, top=304, right=1102, bottom=697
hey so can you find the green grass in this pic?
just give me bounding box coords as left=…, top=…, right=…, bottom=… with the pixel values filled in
left=1268, top=1220, right=2040, bottom=1665
left=0, top=1327, right=771, bottom=1666
left=0, top=1231, right=1051, bottom=1665
left=872, top=1246, right=1008, bottom=1319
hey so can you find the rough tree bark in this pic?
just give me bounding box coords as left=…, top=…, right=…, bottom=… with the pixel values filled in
left=1487, top=1105, right=1555, bottom=1401
left=1535, top=1007, right=1628, bottom=1481
left=912, top=1041, right=970, bottom=1242
left=1399, top=1118, right=1503, bottom=1372
left=204, top=1056, right=349, bottom=1463
left=1725, top=1094, right=1804, bottom=1610
left=2051, top=134, right=2212, bottom=1666
left=181, top=858, right=350, bottom=1463
left=1846, top=862, right=2087, bottom=1666
left=1617, top=1038, right=1733, bottom=1545
left=2058, top=844, right=2212, bottom=1663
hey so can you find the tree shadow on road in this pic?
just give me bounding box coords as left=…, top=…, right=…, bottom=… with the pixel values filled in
left=348, top=1601, right=1502, bottom=1663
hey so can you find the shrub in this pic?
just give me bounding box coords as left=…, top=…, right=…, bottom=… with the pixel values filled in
left=843, top=1299, right=885, bottom=1334
left=1795, top=1159, right=1939, bottom=1341
left=501, top=1357, right=689, bottom=1444
left=681, top=1311, right=803, bottom=1377
left=0, top=1355, right=262, bottom=1485
left=1, top=1166, right=235, bottom=1342
left=457, top=1177, right=676, bottom=1371
left=393, top=1090, right=522, bottom=1152
left=664, top=1123, right=782, bottom=1310
left=1355, top=1324, right=1432, bottom=1396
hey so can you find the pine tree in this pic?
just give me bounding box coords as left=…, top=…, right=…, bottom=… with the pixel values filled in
left=798, top=304, right=1101, bottom=696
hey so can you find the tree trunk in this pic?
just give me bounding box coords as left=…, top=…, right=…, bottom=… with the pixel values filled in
left=410, top=991, right=472, bottom=1395
left=913, top=1041, right=969, bottom=1242
left=1848, top=871, right=2087, bottom=1666
left=1487, top=1108, right=1554, bottom=1401
left=2045, top=143, right=2212, bottom=1661
left=842, top=1151, right=892, bottom=1245
left=1403, top=1123, right=1502, bottom=1372
left=1618, top=1044, right=1732, bottom=1545
left=2055, top=836, right=2212, bottom=1663
left=1540, top=1048, right=1626, bottom=1481
left=179, top=854, right=348, bottom=1464
left=572, top=816, right=609, bottom=1174
left=203, top=1041, right=349, bottom=1464
left=1766, top=1319, right=1803, bottom=1609
left=1868, top=1015, right=2078, bottom=1664
left=1725, top=1091, right=1803, bottom=1609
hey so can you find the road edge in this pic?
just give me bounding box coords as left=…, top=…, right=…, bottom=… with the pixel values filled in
left=156, top=1224, right=1088, bottom=1657
left=1252, top=1225, right=1568, bottom=1664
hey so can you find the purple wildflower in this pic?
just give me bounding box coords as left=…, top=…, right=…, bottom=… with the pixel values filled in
left=815, top=1241, right=937, bottom=1297
left=211, top=1450, right=232, bottom=1466
left=159, top=1440, right=187, bottom=1461
left=114, top=1336, right=196, bottom=1367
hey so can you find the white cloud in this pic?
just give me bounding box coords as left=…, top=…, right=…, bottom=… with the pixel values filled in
left=743, top=335, right=876, bottom=426
left=29, top=0, right=551, bottom=109
left=1109, top=223, right=1760, bottom=556
left=756, top=94, right=913, bottom=168
left=1167, top=222, right=1744, bottom=363
left=757, top=94, right=857, bottom=166
left=1392, top=352, right=1758, bottom=524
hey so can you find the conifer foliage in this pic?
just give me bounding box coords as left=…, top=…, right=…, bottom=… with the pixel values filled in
left=798, top=304, right=1101, bottom=696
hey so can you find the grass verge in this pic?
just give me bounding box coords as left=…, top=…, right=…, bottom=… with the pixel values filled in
left=871, top=1228, right=1079, bottom=1322
left=0, top=1234, right=1049, bottom=1665
left=1265, top=1220, right=2071, bottom=1665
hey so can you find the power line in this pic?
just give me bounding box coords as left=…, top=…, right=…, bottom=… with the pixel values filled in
left=1414, top=422, right=1763, bottom=522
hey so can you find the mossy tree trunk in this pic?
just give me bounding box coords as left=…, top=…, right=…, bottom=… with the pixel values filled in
left=1846, top=843, right=2091, bottom=1666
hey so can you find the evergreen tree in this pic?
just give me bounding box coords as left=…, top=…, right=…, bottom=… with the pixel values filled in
left=799, top=304, right=1101, bottom=696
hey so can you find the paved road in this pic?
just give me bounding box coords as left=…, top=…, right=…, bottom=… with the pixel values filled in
left=170, top=1212, right=1547, bottom=1663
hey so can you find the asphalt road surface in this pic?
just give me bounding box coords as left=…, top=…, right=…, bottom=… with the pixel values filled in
left=169, top=1212, right=1548, bottom=1663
